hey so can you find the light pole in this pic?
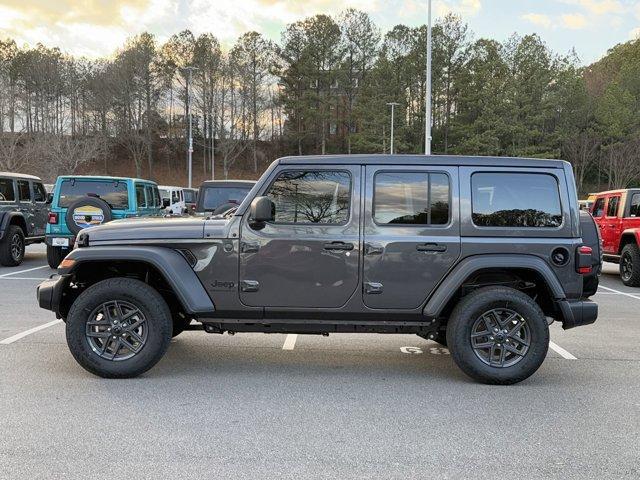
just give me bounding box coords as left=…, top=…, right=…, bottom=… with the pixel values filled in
left=425, top=0, right=432, bottom=156
left=387, top=102, right=400, bottom=155
left=181, top=66, right=199, bottom=188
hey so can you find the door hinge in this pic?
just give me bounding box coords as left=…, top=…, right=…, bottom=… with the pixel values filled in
left=240, top=280, right=260, bottom=292
left=364, top=282, right=384, bottom=294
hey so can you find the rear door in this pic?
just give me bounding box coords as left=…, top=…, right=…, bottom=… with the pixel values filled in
left=602, top=194, right=622, bottom=253
left=362, top=165, right=460, bottom=309
left=16, top=179, right=35, bottom=237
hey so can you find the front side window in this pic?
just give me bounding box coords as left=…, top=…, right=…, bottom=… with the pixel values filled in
left=606, top=196, right=620, bottom=217
left=0, top=179, right=15, bottom=201
left=373, top=172, right=450, bottom=225
left=136, top=185, right=146, bottom=208
left=17, top=180, right=31, bottom=201
left=265, top=170, right=351, bottom=224
left=472, top=173, right=562, bottom=228
left=592, top=197, right=605, bottom=218
left=629, top=194, right=640, bottom=217
left=58, top=180, right=129, bottom=209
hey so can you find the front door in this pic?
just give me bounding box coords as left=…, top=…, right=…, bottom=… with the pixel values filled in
left=362, top=165, right=461, bottom=309
left=239, top=166, right=361, bottom=309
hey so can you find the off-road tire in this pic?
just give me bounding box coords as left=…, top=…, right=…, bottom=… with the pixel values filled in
left=620, top=243, right=640, bottom=287
left=0, top=225, right=25, bottom=266
left=446, top=286, right=549, bottom=385
left=46, top=245, right=66, bottom=269
left=66, top=278, right=173, bottom=378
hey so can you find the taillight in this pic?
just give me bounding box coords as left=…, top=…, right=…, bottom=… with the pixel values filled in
left=48, top=212, right=58, bottom=224
left=577, top=246, right=593, bottom=274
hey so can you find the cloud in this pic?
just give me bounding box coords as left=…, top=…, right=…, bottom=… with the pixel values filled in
left=400, top=0, right=481, bottom=19
left=559, top=0, right=624, bottom=16
left=521, top=13, right=553, bottom=29
left=630, top=27, right=640, bottom=40
left=561, top=13, right=588, bottom=29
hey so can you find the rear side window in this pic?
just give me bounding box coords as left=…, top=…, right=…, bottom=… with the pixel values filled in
left=607, top=196, right=620, bottom=217
left=0, top=179, right=15, bottom=201
left=592, top=197, right=605, bottom=218
left=136, top=185, right=147, bottom=208
left=184, top=189, right=196, bottom=203
left=144, top=186, right=155, bottom=207
left=265, top=170, right=351, bottom=224
left=471, top=173, right=562, bottom=228
left=33, top=182, right=47, bottom=202
left=629, top=194, right=640, bottom=217
left=17, top=180, right=31, bottom=201
left=171, top=190, right=179, bottom=203
left=58, top=180, right=129, bottom=209
left=373, top=172, right=450, bottom=225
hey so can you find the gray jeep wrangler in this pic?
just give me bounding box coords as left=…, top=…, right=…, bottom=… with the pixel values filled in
left=37, top=155, right=601, bottom=384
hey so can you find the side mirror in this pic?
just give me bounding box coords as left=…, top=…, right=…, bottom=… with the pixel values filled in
left=162, top=198, right=170, bottom=208
left=46, top=193, right=53, bottom=204
left=249, top=196, right=274, bottom=226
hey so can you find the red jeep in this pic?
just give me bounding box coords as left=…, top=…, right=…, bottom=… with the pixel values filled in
left=591, top=189, right=640, bottom=286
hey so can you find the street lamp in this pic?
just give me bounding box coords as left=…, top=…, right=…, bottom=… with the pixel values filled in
left=181, top=66, right=199, bottom=188
left=425, top=0, right=432, bottom=156
left=387, top=102, right=400, bottom=155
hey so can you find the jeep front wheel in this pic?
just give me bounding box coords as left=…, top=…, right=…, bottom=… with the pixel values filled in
left=620, top=244, right=640, bottom=287
left=446, top=286, right=549, bottom=385
left=0, top=225, right=25, bottom=266
left=66, top=278, right=173, bottom=378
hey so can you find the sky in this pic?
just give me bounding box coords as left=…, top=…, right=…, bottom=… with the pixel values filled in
left=0, top=0, right=638, bottom=64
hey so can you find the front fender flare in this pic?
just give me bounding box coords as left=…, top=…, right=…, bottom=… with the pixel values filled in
left=62, top=246, right=215, bottom=315
left=423, top=254, right=565, bottom=318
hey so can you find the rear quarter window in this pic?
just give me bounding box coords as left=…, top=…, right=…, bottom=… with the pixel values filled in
left=0, top=179, right=15, bottom=201
left=471, top=172, right=562, bottom=228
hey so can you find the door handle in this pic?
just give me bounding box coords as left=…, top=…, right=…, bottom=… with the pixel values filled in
left=416, top=243, right=447, bottom=253
left=241, top=242, right=260, bottom=253
left=323, top=241, right=354, bottom=251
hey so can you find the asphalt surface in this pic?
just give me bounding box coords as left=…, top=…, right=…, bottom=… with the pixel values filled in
left=1, top=244, right=639, bottom=479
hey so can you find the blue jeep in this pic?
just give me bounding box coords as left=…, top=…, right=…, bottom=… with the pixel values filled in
left=45, top=176, right=162, bottom=267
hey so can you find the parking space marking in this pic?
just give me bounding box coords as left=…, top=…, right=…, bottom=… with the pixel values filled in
left=598, top=285, right=640, bottom=300
left=0, top=320, right=63, bottom=345
left=0, top=265, right=49, bottom=278
left=549, top=341, right=577, bottom=360
left=0, top=277, right=48, bottom=281
left=282, top=334, right=298, bottom=350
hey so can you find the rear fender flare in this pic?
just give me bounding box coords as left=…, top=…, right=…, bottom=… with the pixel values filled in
left=423, top=254, right=565, bottom=318
left=62, top=246, right=215, bottom=314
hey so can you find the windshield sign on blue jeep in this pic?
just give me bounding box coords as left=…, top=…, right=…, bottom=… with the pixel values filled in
left=36, top=155, right=600, bottom=384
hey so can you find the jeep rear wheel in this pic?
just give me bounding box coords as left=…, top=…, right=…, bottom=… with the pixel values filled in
left=446, top=286, right=549, bottom=385
left=66, top=278, right=172, bottom=378
left=620, top=244, right=640, bottom=287
left=0, top=225, right=25, bottom=266
left=46, top=245, right=66, bottom=269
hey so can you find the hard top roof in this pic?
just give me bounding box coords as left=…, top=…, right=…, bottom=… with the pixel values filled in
left=277, top=154, right=568, bottom=168
left=0, top=172, right=42, bottom=181
left=57, top=175, right=157, bottom=185
left=201, top=180, right=256, bottom=186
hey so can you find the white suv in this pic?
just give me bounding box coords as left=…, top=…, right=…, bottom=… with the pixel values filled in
left=158, top=185, right=187, bottom=215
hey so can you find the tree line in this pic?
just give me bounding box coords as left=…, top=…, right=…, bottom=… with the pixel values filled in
left=0, top=9, right=639, bottom=193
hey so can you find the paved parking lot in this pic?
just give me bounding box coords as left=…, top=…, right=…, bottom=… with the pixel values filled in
left=1, top=244, right=639, bottom=479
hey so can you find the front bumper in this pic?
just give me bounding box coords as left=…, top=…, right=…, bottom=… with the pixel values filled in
left=558, top=298, right=598, bottom=330
left=37, top=275, right=69, bottom=318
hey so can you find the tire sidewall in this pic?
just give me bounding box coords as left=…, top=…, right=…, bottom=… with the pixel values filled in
left=65, top=196, right=113, bottom=236
left=66, top=279, right=172, bottom=378
left=1, top=225, right=25, bottom=266
left=10, top=226, right=25, bottom=263
left=447, top=288, right=549, bottom=384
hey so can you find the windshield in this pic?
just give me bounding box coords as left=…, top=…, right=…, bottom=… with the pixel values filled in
left=184, top=189, right=197, bottom=203
left=58, top=180, right=129, bottom=209
left=201, top=186, right=252, bottom=211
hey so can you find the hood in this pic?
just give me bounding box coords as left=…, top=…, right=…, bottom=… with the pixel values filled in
left=80, top=216, right=223, bottom=244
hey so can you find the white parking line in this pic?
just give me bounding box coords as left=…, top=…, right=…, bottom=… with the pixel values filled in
left=598, top=285, right=640, bottom=300
left=0, top=277, right=48, bottom=281
left=0, top=319, right=63, bottom=345
left=0, top=265, right=49, bottom=278
left=282, top=334, right=298, bottom=350
left=549, top=341, right=577, bottom=360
